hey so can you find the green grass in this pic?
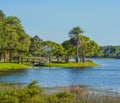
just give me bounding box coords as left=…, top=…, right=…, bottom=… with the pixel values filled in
left=0, top=63, right=31, bottom=70
left=45, top=61, right=98, bottom=68
left=0, top=61, right=98, bottom=70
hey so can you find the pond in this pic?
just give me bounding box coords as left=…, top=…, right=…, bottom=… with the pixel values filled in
left=0, top=59, right=120, bottom=92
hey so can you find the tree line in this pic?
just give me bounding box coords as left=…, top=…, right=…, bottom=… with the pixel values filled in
left=98, top=46, right=120, bottom=58
left=0, top=10, right=102, bottom=63
left=0, top=10, right=31, bottom=62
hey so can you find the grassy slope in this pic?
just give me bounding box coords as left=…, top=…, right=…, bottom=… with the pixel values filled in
left=0, top=63, right=31, bottom=69
left=45, top=62, right=98, bottom=68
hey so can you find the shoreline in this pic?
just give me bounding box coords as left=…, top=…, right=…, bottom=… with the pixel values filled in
left=0, top=63, right=31, bottom=70
left=44, top=61, right=98, bottom=68
left=0, top=62, right=98, bottom=70
left=1, top=82, right=119, bottom=96
left=43, top=85, right=120, bottom=97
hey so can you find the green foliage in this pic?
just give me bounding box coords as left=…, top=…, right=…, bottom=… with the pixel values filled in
left=29, top=35, right=43, bottom=57
left=68, top=26, right=84, bottom=40
left=68, top=26, right=84, bottom=63
left=42, top=41, right=57, bottom=57
left=42, top=41, right=65, bottom=63
left=1, top=16, right=31, bottom=51
left=47, top=91, right=74, bottom=103
left=100, top=46, right=120, bottom=58
left=0, top=81, right=44, bottom=103
left=0, top=81, right=120, bottom=103
left=0, top=10, right=31, bottom=62
left=79, top=35, right=102, bottom=62
left=62, top=34, right=102, bottom=62
left=62, top=40, right=75, bottom=57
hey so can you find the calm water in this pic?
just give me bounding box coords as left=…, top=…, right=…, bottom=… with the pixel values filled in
left=0, top=59, right=120, bottom=92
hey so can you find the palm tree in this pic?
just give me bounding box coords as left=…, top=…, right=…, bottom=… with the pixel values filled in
left=68, top=26, right=84, bottom=63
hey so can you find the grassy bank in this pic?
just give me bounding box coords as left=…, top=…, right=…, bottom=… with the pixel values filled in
left=0, top=61, right=98, bottom=70
left=45, top=61, right=98, bottom=68
left=0, top=81, right=119, bottom=103
left=0, top=63, right=31, bottom=70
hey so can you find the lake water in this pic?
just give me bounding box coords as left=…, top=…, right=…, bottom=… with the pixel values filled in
left=0, top=59, right=120, bottom=92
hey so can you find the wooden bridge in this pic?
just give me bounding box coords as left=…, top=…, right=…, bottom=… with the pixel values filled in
left=13, top=57, right=49, bottom=66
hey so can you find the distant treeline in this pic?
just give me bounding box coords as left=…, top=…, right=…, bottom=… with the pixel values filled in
left=93, top=46, right=120, bottom=58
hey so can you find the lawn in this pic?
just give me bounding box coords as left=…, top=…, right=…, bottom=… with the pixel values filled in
left=0, top=63, right=31, bottom=69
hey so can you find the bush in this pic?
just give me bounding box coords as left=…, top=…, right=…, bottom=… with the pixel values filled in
left=47, top=91, right=74, bottom=103
left=0, top=81, right=45, bottom=103
left=85, top=59, right=93, bottom=62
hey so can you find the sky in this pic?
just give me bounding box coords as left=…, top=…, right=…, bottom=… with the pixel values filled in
left=0, top=0, right=120, bottom=46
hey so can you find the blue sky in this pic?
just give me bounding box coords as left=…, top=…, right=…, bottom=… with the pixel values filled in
left=0, top=0, right=120, bottom=46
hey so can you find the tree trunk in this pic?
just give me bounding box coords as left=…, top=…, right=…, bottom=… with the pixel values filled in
left=49, top=57, right=52, bottom=64
left=57, top=57, right=60, bottom=62
left=0, top=53, right=2, bottom=61
left=9, top=51, right=13, bottom=62
left=81, top=49, right=85, bottom=63
left=18, top=51, right=21, bottom=64
left=82, top=56, right=85, bottom=63
left=79, top=56, right=82, bottom=62
left=3, top=52, right=6, bottom=62
left=65, top=56, right=70, bottom=63
left=76, top=41, right=79, bottom=63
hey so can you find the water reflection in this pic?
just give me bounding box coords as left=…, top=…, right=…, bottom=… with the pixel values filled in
left=0, top=69, right=28, bottom=76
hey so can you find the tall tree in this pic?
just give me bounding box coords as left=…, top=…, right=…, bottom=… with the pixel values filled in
left=68, top=26, right=84, bottom=63
left=62, top=40, right=75, bottom=62
left=0, top=10, right=5, bottom=21
left=0, top=14, right=31, bottom=62
left=79, top=35, right=102, bottom=62
left=62, top=35, right=102, bottom=62
left=0, top=10, right=6, bottom=61
left=42, top=41, right=65, bottom=63
left=42, top=41, right=57, bottom=63
left=29, top=35, right=43, bottom=56
left=4, top=16, right=31, bottom=61
left=55, top=43, right=65, bottom=61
